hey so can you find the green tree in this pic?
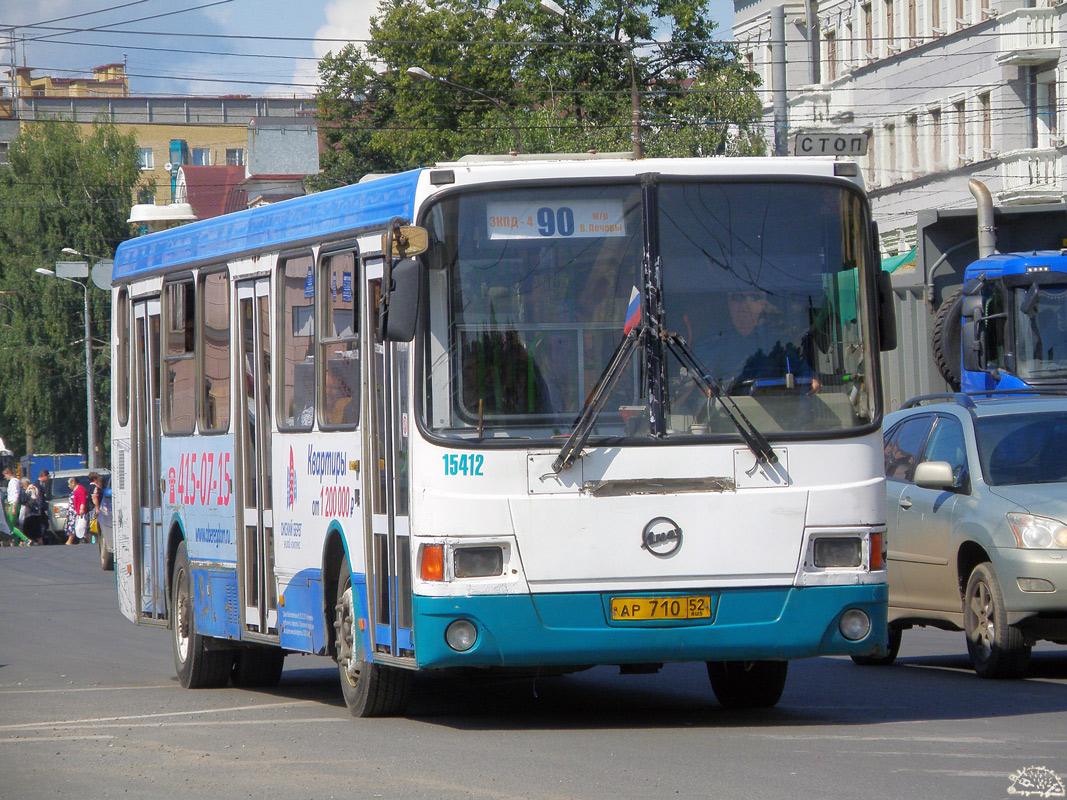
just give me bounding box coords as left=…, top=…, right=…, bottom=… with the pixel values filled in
left=311, top=0, right=764, bottom=187
left=0, top=118, right=141, bottom=463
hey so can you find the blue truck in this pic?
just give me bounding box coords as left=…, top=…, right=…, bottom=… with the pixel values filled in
left=926, top=180, right=1067, bottom=395
left=19, top=453, right=87, bottom=478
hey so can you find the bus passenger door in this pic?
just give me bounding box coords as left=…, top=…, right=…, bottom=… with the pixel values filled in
left=132, top=299, right=167, bottom=623
left=236, top=278, right=277, bottom=637
left=365, top=263, right=414, bottom=663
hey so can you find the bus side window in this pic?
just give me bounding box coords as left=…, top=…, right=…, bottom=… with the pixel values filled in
left=199, top=270, right=230, bottom=433
left=162, top=278, right=196, bottom=434
left=319, top=249, right=360, bottom=429
left=279, top=253, right=316, bottom=430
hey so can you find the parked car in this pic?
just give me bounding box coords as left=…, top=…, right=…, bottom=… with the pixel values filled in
left=45, top=469, right=110, bottom=546
left=859, top=392, right=1067, bottom=678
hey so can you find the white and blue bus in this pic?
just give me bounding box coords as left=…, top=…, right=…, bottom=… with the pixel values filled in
left=111, top=154, right=895, bottom=715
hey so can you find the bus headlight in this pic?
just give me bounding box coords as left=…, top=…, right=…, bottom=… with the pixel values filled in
left=454, top=546, right=504, bottom=578
left=813, top=537, right=863, bottom=568
left=445, top=619, right=478, bottom=652
left=839, top=609, right=871, bottom=641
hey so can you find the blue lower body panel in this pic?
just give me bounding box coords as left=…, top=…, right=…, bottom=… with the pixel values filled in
left=412, top=584, right=888, bottom=669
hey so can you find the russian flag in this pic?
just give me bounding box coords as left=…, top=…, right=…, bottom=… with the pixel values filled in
left=623, top=286, right=641, bottom=334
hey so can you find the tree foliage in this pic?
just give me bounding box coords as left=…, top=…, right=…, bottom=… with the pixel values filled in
left=312, top=0, right=764, bottom=186
left=0, top=119, right=141, bottom=462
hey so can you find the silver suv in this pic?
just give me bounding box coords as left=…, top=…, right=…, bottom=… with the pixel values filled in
left=861, top=392, right=1067, bottom=678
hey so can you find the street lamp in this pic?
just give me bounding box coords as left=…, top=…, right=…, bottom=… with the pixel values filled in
left=35, top=267, right=97, bottom=469
left=406, top=66, right=524, bottom=155
left=539, top=0, right=643, bottom=158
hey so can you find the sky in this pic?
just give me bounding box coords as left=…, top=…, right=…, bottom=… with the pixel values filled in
left=1, top=0, right=734, bottom=99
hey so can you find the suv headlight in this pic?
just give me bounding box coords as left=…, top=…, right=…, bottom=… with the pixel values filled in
left=1007, top=513, right=1067, bottom=549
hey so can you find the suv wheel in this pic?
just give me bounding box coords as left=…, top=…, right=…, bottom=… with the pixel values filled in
left=964, top=562, right=1031, bottom=679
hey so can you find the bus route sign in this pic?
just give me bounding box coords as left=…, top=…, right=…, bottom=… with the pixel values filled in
left=793, top=131, right=869, bottom=157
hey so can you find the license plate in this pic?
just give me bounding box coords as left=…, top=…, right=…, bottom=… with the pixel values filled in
left=610, top=596, right=712, bottom=621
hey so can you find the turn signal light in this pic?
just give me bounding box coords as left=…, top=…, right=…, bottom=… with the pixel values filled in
left=421, top=544, right=444, bottom=581
left=870, top=532, right=884, bottom=570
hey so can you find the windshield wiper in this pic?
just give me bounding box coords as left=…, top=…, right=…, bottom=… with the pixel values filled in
left=663, top=332, right=778, bottom=465
left=552, top=326, right=644, bottom=473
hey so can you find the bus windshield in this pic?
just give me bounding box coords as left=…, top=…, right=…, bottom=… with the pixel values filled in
left=421, top=180, right=877, bottom=443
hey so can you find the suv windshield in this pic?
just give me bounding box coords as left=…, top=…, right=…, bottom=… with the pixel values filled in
left=420, top=179, right=877, bottom=444
left=975, top=411, right=1067, bottom=485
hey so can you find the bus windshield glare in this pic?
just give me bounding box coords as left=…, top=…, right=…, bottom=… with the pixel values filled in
left=422, top=180, right=876, bottom=442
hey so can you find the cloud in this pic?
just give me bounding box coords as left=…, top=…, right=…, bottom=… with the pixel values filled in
left=313, top=0, right=377, bottom=60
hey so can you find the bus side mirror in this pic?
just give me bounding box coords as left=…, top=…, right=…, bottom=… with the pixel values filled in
left=383, top=258, right=424, bottom=342
left=876, top=270, right=897, bottom=352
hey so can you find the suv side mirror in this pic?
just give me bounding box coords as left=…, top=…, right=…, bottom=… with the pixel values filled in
left=913, top=460, right=956, bottom=491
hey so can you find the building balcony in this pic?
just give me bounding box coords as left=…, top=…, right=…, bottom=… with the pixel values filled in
left=997, top=147, right=1064, bottom=204
left=997, top=7, right=1059, bottom=66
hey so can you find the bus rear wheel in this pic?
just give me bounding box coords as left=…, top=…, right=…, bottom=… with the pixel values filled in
left=172, top=541, right=233, bottom=688
left=334, top=561, right=411, bottom=717
left=707, top=660, right=788, bottom=709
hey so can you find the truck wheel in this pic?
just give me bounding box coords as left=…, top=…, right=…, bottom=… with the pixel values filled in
left=335, top=560, right=411, bottom=716
left=707, top=660, right=787, bottom=709
left=232, top=645, right=285, bottom=687
left=931, top=288, right=963, bottom=391
left=172, top=541, right=234, bottom=688
left=964, top=562, right=1031, bottom=679
left=851, top=623, right=903, bottom=666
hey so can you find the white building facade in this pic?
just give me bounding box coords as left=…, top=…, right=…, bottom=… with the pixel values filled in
left=733, top=0, right=1064, bottom=257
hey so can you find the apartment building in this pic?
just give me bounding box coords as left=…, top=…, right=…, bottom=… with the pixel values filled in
left=2, top=63, right=317, bottom=214
left=734, top=0, right=1064, bottom=256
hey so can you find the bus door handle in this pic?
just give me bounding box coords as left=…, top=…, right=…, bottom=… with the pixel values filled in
left=899, top=496, right=913, bottom=510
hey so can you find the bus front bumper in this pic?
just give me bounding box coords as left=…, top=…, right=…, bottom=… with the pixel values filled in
left=411, top=584, right=888, bottom=669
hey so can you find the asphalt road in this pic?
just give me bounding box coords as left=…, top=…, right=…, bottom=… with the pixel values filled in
left=3, top=544, right=1067, bottom=800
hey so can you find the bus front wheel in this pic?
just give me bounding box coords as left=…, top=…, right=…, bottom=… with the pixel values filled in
left=172, top=541, right=234, bottom=689
left=707, top=660, right=788, bottom=709
left=334, top=561, right=411, bottom=717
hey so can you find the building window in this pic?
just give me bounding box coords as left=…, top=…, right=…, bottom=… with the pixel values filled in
left=865, top=128, right=877, bottom=185
left=0, top=142, right=8, bottom=165
left=862, top=2, right=874, bottom=59
left=226, top=148, right=244, bottom=167
left=931, top=0, right=942, bottom=32
left=136, top=188, right=155, bottom=205
left=1034, top=69, right=1058, bottom=148
left=192, top=148, right=211, bottom=166
left=955, top=100, right=968, bottom=163
left=930, top=107, right=943, bottom=169
left=979, top=92, right=992, bottom=156
left=138, top=147, right=154, bottom=170
left=907, top=114, right=920, bottom=174
left=955, top=0, right=966, bottom=28
left=825, top=31, right=838, bottom=81
left=886, top=0, right=896, bottom=52
left=885, top=122, right=897, bottom=183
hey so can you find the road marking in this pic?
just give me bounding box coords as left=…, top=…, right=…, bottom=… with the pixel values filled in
left=0, top=700, right=322, bottom=731
left=0, top=685, right=175, bottom=695
left=0, top=735, right=115, bottom=743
